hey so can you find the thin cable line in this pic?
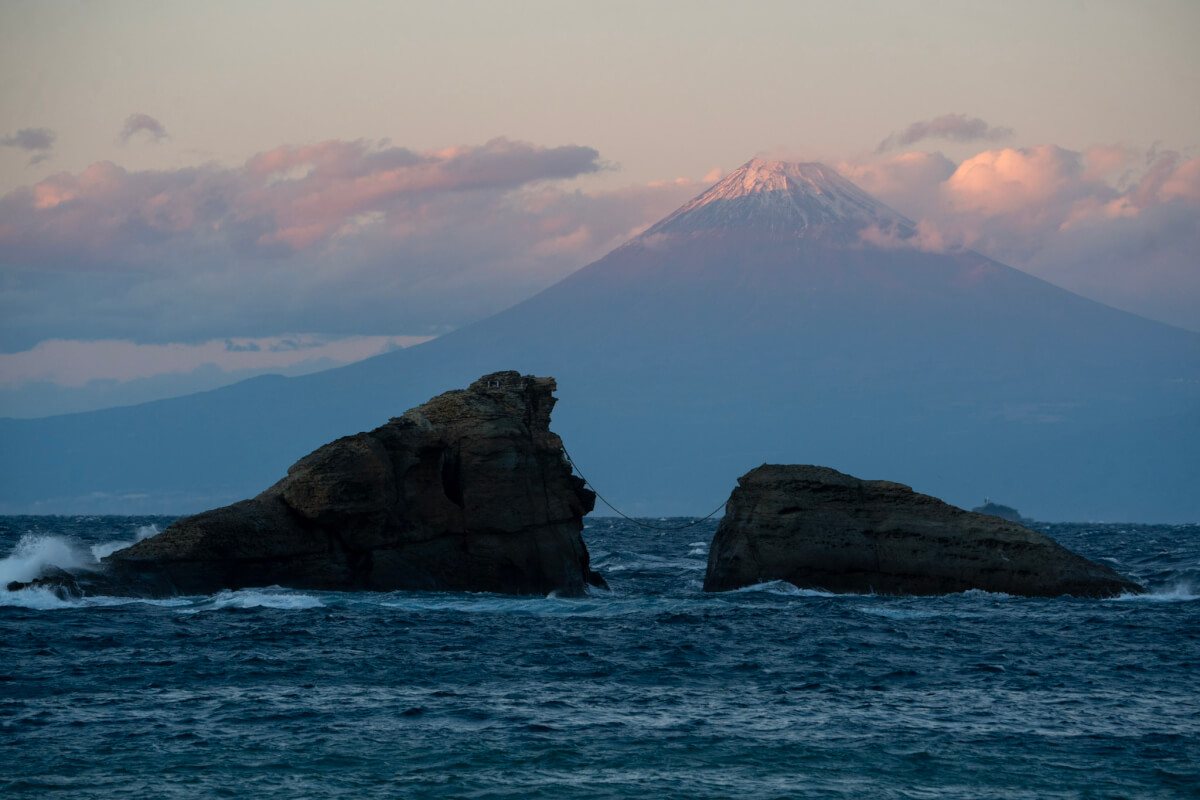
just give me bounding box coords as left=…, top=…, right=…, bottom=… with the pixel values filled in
left=561, top=444, right=726, bottom=531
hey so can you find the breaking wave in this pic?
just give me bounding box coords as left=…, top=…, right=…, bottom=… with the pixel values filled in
left=1107, top=584, right=1198, bottom=603
left=0, top=533, right=91, bottom=587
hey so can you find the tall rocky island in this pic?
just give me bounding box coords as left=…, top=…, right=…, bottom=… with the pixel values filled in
left=704, top=465, right=1142, bottom=598
left=98, top=372, right=604, bottom=596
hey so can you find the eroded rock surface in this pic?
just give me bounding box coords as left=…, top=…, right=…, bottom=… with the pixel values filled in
left=100, top=372, right=603, bottom=596
left=704, top=465, right=1141, bottom=598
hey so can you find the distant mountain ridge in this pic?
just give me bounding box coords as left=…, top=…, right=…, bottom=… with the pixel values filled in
left=2, top=159, right=1197, bottom=520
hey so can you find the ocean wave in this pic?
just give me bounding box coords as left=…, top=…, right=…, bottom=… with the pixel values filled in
left=723, top=580, right=838, bottom=598
left=90, top=523, right=160, bottom=560
left=0, top=525, right=174, bottom=609
left=1106, top=585, right=1198, bottom=603
left=0, top=533, right=92, bottom=587
left=857, top=606, right=945, bottom=620
left=1, top=522, right=161, bottom=594
left=947, top=588, right=1017, bottom=600
left=375, top=591, right=728, bottom=619
left=1, top=586, right=194, bottom=611
left=379, top=593, right=632, bottom=617
left=186, top=588, right=326, bottom=612
left=0, top=584, right=79, bottom=610
left=592, top=552, right=707, bottom=573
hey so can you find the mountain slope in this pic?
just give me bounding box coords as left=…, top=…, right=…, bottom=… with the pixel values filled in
left=3, top=159, right=1198, bottom=520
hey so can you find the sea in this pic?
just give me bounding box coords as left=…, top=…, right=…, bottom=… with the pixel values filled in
left=1, top=516, right=1197, bottom=799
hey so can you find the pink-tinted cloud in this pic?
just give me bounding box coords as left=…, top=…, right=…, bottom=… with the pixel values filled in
left=0, top=137, right=604, bottom=265
left=0, top=137, right=702, bottom=351
left=876, top=114, right=1012, bottom=153
left=944, top=146, right=1085, bottom=217
left=840, top=144, right=1200, bottom=330
left=838, top=151, right=956, bottom=221
left=1157, top=156, right=1200, bottom=203
left=1082, top=144, right=1135, bottom=182
left=117, top=113, right=168, bottom=144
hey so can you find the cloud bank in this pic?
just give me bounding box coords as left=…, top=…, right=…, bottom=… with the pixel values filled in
left=876, top=114, right=1013, bottom=153
left=0, top=137, right=701, bottom=353
left=841, top=144, right=1200, bottom=330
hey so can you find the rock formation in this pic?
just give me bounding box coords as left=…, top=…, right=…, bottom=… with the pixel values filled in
left=97, top=372, right=604, bottom=596
left=6, top=566, right=82, bottom=599
left=971, top=501, right=1031, bottom=524
left=704, top=465, right=1142, bottom=598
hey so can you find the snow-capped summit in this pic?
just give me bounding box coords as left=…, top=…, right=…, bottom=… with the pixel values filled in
left=642, top=158, right=913, bottom=239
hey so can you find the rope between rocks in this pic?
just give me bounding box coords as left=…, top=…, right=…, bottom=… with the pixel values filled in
left=560, top=444, right=727, bottom=531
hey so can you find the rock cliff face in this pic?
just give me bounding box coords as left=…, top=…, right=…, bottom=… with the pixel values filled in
left=102, top=372, right=604, bottom=596
left=704, top=465, right=1142, bottom=598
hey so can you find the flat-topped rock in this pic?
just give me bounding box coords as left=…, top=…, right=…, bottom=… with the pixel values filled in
left=704, top=465, right=1142, bottom=598
left=99, top=372, right=604, bottom=596
left=971, top=501, right=1030, bottom=524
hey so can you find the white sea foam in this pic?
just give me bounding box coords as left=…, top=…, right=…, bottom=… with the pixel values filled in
left=1, top=585, right=78, bottom=610
left=1106, top=585, right=1198, bottom=603
left=203, top=589, right=325, bottom=610
left=0, top=533, right=91, bottom=587
left=90, top=524, right=160, bottom=560
left=1, top=584, right=194, bottom=611
left=1, top=522, right=161, bottom=589
left=726, top=580, right=837, bottom=598
left=951, top=588, right=1017, bottom=600
left=1, top=525, right=171, bottom=609
left=594, top=553, right=706, bottom=573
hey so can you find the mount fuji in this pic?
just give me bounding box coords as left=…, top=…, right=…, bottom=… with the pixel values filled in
left=3, top=159, right=1198, bottom=520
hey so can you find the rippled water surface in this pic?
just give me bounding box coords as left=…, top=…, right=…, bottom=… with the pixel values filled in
left=2, top=516, right=1198, bottom=799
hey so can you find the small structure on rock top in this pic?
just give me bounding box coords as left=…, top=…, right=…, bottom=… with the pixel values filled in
left=703, top=465, right=1142, bottom=598
left=971, top=499, right=1031, bottom=524
left=95, top=372, right=605, bottom=597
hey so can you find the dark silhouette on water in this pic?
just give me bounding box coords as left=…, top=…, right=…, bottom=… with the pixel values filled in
left=12, top=373, right=604, bottom=598
left=705, top=465, right=1142, bottom=598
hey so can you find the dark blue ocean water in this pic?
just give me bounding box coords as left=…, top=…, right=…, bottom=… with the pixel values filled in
left=1, top=516, right=1198, bottom=799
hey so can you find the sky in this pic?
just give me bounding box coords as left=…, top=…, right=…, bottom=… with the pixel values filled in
left=1, top=0, right=1198, bottom=417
